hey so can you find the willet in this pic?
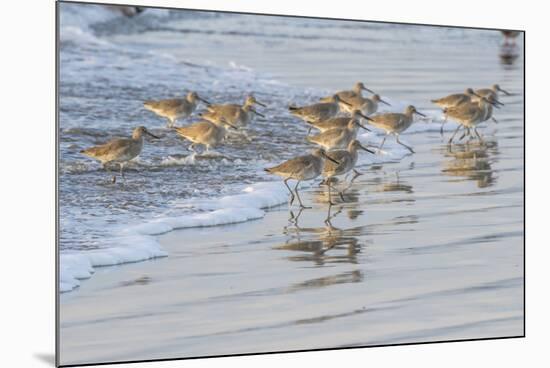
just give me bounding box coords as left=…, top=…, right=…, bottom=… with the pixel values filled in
left=305, top=110, right=369, bottom=134
left=474, top=84, right=510, bottom=102
left=80, top=126, right=159, bottom=183
left=307, top=117, right=372, bottom=151
left=432, top=89, right=480, bottom=134
left=320, top=82, right=376, bottom=114
left=368, top=105, right=426, bottom=153
left=458, top=95, right=501, bottom=141
left=174, top=119, right=237, bottom=152
left=200, top=95, right=266, bottom=128
left=264, top=148, right=339, bottom=208
left=289, top=95, right=352, bottom=124
left=144, top=91, right=210, bottom=127
left=322, top=140, right=375, bottom=205
left=444, top=96, right=500, bottom=144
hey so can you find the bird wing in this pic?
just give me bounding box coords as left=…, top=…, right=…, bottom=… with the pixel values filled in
left=432, top=93, right=469, bottom=106
left=308, top=128, right=343, bottom=143
left=445, top=102, right=480, bottom=121
left=268, top=155, right=313, bottom=176
left=204, top=104, right=241, bottom=122
left=144, top=98, right=184, bottom=113
left=174, top=121, right=214, bottom=140
left=315, top=117, right=349, bottom=129
left=369, top=113, right=403, bottom=131
left=81, top=138, right=135, bottom=161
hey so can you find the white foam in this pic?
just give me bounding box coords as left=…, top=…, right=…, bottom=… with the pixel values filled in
left=60, top=182, right=289, bottom=292
left=59, top=236, right=168, bottom=292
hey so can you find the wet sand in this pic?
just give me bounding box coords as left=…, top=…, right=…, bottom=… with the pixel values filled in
left=58, top=7, right=524, bottom=366
left=60, top=133, right=523, bottom=365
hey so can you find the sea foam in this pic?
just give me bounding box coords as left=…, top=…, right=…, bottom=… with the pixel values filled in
left=60, top=182, right=289, bottom=292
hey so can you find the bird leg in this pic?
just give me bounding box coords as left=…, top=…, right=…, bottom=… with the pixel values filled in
left=119, top=163, right=126, bottom=184
left=395, top=134, right=415, bottom=153
left=440, top=115, right=448, bottom=135
left=103, top=163, right=116, bottom=184
left=492, top=117, right=499, bottom=124
left=326, top=180, right=338, bottom=207
left=378, top=135, right=388, bottom=151
left=294, top=181, right=311, bottom=209
left=459, top=127, right=470, bottom=141
left=448, top=124, right=462, bottom=144
left=284, top=178, right=295, bottom=206
left=474, top=127, right=485, bottom=144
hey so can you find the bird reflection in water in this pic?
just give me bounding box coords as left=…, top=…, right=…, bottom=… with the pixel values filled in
left=441, top=142, right=497, bottom=188
left=499, top=30, right=521, bottom=66
left=276, top=207, right=364, bottom=266
left=370, top=170, right=414, bottom=196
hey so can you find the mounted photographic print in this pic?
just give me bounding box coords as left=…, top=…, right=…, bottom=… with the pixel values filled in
left=56, top=1, right=525, bottom=366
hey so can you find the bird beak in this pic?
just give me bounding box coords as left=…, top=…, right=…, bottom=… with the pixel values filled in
left=198, top=96, right=211, bottom=106
left=219, top=117, right=238, bottom=130
left=357, top=112, right=374, bottom=121
left=254, top=100, right=267, bottom=107
left=322, top=151, right=340, bottom=164
left=251, top=108, right=265, bottom=118
left=340, top=99, right=352, bottom=107
left=146, top=130, right=160, bottom=139
left=362, top=86, right=375, bottom=94
left=414, top=111, right=427, bottom=117
left=226, top=122, right=238, bottom=130
left=357, top=122, right=372, bottom=132
left=359, top=143, right=376, bottom=154
left=498, top=87, right=511, bottom=95
left=380, top=99, right=391, bottom=106
left=486, top=98, right=502, bottom=108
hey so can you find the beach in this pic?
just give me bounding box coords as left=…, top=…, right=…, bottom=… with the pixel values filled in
left=58, top=3, right=524, bottom=366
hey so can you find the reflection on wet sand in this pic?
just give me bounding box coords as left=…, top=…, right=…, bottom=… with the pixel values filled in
left=441, top=142, right=498, bottom=188
left=275, top=208, right=364, bottom=266
left=372, top=172, right=414, bottom=194
left=499, top=43, right=520, bottom=67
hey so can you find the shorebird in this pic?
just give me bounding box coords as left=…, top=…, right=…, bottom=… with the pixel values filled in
left=264, top=148, right=339, bottom=208
left=144, top=91, right=210, bottom=127
left=320, top=82, right=376, bottom=114
left=457, top=95, right=501, bottom=141
left=289, top=95, right=352, bottom=124
left=305, top=110, right=370, bottom=134
left=173, top=119, right=237, bottom=152
left=474, top=84, right=510, bottom=102
left=432, top=89, right=481, bottom=134
left=444, top=96, right=500, bottom=144
left=307, top=117, right=372, bottom=151
left=322, top=140, right=375, bottom=205
left=80, top=126, right=159, bottom=183
left=200, top=95, right=266, bottom=129
left=368, top=105, right=426, bottom=153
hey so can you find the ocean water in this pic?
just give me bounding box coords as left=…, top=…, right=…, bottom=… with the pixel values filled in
left=58, top=0, right=523, bottom=313
left=58, top=3, right=524, bottom=364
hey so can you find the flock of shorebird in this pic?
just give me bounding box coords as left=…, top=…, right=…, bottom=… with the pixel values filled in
left=80, top=82, right=510, bottom=208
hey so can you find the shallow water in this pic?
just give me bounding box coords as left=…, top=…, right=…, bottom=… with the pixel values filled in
left=58, top=3, right=523, bottom=365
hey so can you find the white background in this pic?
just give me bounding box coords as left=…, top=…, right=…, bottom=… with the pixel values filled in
left=0, top=0, right=544, bottom=367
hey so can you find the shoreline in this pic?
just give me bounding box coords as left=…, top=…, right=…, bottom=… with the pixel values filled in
left=60, top=133, right=523, bottom=364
